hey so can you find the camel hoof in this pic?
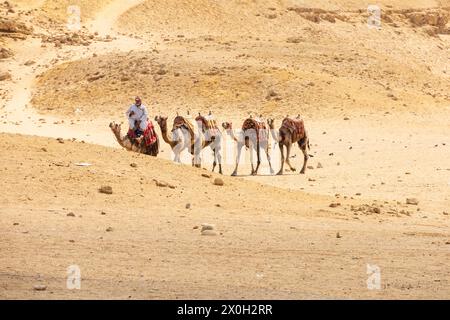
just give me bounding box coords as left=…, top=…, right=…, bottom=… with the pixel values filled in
left=277, top=171, right=283, bottom=176
left=270, top=169, right=275, bottom=175
left=231, top=172, right=237, bottom=177
left=291, top=168, right=297, bottom=172
left=300, top=170, right=305, bottom=174
left=251, top=171, right=257, bottom=176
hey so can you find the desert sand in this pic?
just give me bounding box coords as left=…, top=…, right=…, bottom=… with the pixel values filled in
left=0, top=0, right=449, bottom=299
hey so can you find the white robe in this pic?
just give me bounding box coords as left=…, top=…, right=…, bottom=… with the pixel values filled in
left=126, top=104, right=148, bottom=131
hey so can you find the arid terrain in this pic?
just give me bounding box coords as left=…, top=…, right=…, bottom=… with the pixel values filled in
left=0, top=0, right=449, bottom=299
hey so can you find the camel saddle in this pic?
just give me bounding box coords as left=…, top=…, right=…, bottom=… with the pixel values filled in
left=195, top=115, right=219, bottom=142
left=127, top=121, right=157, bottom=146
left=281, top=118, right=305, bottom=138
left=242, top=118, right=268, bottom=142
left=172, top=116, right=196, bottom=153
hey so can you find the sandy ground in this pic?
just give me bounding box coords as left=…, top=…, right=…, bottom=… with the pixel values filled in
left=0, top=0, right=449, bottom=299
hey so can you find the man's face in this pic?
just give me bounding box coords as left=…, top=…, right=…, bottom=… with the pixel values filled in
left=135, top=99, right=141, bottom=107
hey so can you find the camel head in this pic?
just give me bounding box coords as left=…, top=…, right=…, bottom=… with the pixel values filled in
left=155, top=115, right=168, bottom=129
left=267, top=118, right=275, bottom=129
left=222, top=122, right=232, bottom=130
left=109, top=122, right=122, bottom=135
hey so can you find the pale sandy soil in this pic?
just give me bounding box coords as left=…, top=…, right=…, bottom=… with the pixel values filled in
left=0, top=0, right=449, bottom=299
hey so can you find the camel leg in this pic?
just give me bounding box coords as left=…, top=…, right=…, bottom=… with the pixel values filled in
left=216, top=146, right=223, bottom=175
left=212, top=149, right=217, bottom=172
left=232, top=143, right=243, bottom=176
left=277, top=143, right=285, bottom=175
left=249, top=143, right=257, bottom=175
left=253, top=142, right=261, bottom=175
left=263, top=141, right=275, bottom=175
left=299, top=140, right=309, bottom=174
left=285, top=142, right=296, bottom=172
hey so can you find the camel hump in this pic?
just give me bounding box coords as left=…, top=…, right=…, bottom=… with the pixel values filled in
left=173, top=115, right=195, bottom=137
left=242, top=118, right=267, bottom=131
left=282, top=118, right=305, bottom=137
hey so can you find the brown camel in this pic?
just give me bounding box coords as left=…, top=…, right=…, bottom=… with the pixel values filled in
left=267, top=116, right=310, bottom=175
left=222, top=116, right=274, bottom=176
left=155, top=115, right=212, bottom=168
left=109, top=121, right=159, bottom=156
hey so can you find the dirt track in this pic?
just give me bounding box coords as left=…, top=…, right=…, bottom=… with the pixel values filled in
left=0, top=0, right=449, bottom=299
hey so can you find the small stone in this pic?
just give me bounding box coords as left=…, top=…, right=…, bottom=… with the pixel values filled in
left=406, top=198, right=419, bottom=205
left=99, top=186, right=113, bottom=194
left=56, top=138, right=64, bottom=144
left=0, top=72, right=12, bottom=81
left=41, top=147, right=48, bottom=152
left=185, top=203, right=191, bottom=209
left=336, top=232, right=342, bottom=238
left=156, top=180, right=168, bottom=187
left=24, top=60, right=36, bottom=66
left=106, top=227, right=113, bottom=232
left=193, top=226, right=199, bottom=229
left=201, top=230, right=217, bottom=236
left=213, top=178, right=224, bottom=186
left=329, top=203, right=341, bottom=208
left=33, top=285, right=47, bottom=291
left=201, top=173, right=211, bottom=178
left=307, top=166, right=314, bottom=170
left=66, top=212, right=75, bottom=217
left=101, top=211, right=106, bottom=215
left=317, top=162, right=323, bottom=169
left=201, top=223, right=215, bottom=232
left=130, top=163, right=138, bottom=168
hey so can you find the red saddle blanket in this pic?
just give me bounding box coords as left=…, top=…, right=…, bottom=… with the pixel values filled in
left=127, top=121, right=158, bottom=146
left=281, top=118, right=305, bottom=137
left=242, top=118, right=268, bottom=142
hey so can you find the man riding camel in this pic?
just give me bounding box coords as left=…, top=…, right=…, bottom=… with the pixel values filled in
left=126, top=96, right=149, bottom=139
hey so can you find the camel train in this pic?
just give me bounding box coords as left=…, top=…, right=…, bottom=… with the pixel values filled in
left=110, top=112, right=309, bottom=176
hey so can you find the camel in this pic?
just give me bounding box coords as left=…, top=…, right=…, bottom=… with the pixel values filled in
left=155, top=115, right=213, bottom=168
left=222, top=116, right=274, bottom=176
left=109, top=121, right=159, bottom=156
left=195, top=112, right=223, bottom=174
left=267, top=115, right=310, bottom=175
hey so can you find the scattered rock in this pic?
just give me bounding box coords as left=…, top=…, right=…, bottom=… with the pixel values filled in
left=0, top=71, right=11, bottom=81
left=130, top=163, right=138, bottom=168
left=106, top=227, right=113, bottom=232
left=336, top=232, right=342, bottom=238
left=406, top=198, right=419, bottom=205
left=317, top=162, right=323, bottom=169
left=201, top=230, right=217, bottom=236
left=99, top=186, right=113, bottom=194
left=329, top=203, right=341, bottom=208
left=156, top=180, right=168, bottom=187
left=185, top=203, right=191, bottom=209
left=33, top=285, right=47, bottom=291
left=201, top=173, right=212, bottom=178
left=66, top=212, right=75, bottom=217
left=0, top=47, right=13, bottom=59
left=213, top=178, right=224, bottom=186
left=56, top=138, right=64, bottom=144
left=24, top=60, right=35, bottom=66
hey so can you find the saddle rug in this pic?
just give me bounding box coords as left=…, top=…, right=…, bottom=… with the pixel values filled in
left=127, top=121, right=158, bottom=146
left=242, top=118, right=268, bottom=142
left=282, top=118, right=305, bottom=138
